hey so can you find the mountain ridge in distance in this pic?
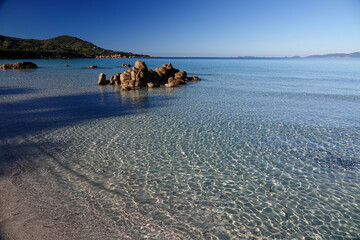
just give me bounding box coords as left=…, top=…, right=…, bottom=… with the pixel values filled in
left=306, top=52, right=360, bottom=58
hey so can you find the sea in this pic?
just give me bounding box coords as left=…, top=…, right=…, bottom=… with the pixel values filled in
left=0, top=58, right=359, bottom=239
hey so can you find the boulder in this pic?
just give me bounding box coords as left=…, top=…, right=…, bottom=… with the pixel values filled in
left=174, top=71, right=187, bottom=80
left=166, top=63, right=173, bottom=69
left=109, top=75, right=115, bottom=85
left=154, top=67, right=167, bottom=77
left=134, top=60, right=147, bottom=70
left=0, top=61, right=38, bottom=70
left=130, top=70, right=136, bottom=80
left=120, top=72, right=131, bottom=83
left=98, top=73, right=107, bottom=85
left=165, top=82, right=175, bottom=88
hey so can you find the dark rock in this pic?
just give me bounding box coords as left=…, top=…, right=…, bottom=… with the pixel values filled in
left=168, top=77, right=175, bottom=83
left=0, top=61, right=38, bottom=70
left=136, top=70, right=145, bottom=81
left=186, top=76, right=201, bottom=82
left=87, top=65, right=98, bottom=69
left=191, top=76, right=200, bottom=81
left=154, top=67, right=167, bottom=78
left=122, top=63, right=131, bottom=68
left=175, top=71, right=187, bottom=80
left=114, top=74, right=121, bottom=85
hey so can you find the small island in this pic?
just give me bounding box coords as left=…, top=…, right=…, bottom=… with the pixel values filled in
left=98, top=60, right=200, bottom=90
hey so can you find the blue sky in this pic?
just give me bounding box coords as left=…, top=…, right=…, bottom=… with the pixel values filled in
left=0, top=0, right=359, bottom=57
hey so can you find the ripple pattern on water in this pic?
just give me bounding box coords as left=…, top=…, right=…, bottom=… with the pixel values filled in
left=1, top=58, right=360, bottom=239
left=23, top=99, right=358, bottom=239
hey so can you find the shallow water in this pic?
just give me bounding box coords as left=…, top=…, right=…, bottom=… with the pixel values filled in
left=1, top=58, right=360, bottom=239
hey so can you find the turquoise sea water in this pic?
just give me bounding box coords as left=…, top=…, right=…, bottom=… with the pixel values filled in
left=0, top=58, right=359, bottom=239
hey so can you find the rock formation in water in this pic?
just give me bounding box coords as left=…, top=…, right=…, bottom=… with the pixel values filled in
left=0, top=61, right=38, bottom=70
left=87, top=65, right=98, bottom=69
left=122, top=63, right=131, bottom=68
left=98, top=60, right=200, bottom=89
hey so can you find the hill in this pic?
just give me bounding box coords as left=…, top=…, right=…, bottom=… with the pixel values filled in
left=307, top=52, right=360, bottom=58
left=0, top=35, right=149, bottom=59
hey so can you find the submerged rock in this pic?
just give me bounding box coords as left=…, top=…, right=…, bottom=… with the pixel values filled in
left=0, top=61, right=38, bottom=70
left=97, top=60, right=200, bottom=89
left=87, top=65, right=98, bottom=69
left=122, top=63, right=131, bottom=68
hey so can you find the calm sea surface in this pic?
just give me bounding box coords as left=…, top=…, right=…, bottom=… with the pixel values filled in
left=0, top=58, right=359, bottom=239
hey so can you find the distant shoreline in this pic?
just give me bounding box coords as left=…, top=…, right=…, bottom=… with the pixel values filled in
left=0, top=57, right=360, bottom=60
left=1, top=35, right=359, bottom=60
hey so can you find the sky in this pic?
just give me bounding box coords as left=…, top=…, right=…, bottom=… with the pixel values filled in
left=0, top=0, right=359, bottom=57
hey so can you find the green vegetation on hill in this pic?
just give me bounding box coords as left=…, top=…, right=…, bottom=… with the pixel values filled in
left=0, top=35, right=149, bottom=59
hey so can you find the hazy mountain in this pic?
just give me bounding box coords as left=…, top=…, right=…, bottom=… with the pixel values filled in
left=307, top=52, right=360, bottom=58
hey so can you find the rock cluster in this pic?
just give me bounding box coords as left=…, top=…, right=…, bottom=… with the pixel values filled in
left=122, top=63, right=131, bottom=68
left=0, top=61, right=38, bottom=70
left=87, top=65, right=98, bottom=69
left=98, top=60, right=200, bottom=90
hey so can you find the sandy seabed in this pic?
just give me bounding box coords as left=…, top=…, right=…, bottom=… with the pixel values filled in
left=0, top=144, right=127, bottom=240
left=0, top=137, right=187, bottom=240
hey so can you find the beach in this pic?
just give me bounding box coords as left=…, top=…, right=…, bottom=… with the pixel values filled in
left=1, top=58, right=359, bottom=239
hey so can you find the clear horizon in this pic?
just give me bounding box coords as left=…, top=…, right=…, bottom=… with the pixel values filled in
left=0, top=0, right=359, bottom=57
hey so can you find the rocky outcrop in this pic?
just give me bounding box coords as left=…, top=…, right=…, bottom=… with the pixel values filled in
left=122, top=63, right=131, bottom=68
left=0, top=61, right=38, bottom=70
left=97, top=60, right=200, bottom=90
left=87, top=65, right=98, bottom=69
